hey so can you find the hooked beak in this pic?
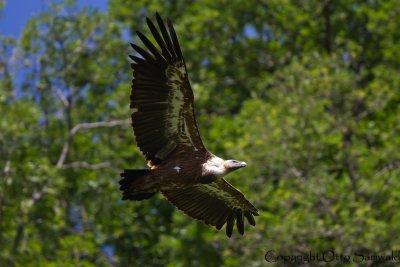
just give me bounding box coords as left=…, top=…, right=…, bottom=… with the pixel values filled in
left=225, top=160, right=247, bottom=171
left=233, top=161, right=247, bottom=170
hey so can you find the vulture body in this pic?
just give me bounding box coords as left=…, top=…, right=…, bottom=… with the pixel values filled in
left=120, top=13, right=258, bottom=237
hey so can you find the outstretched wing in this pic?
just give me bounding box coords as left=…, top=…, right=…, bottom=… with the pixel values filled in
left=162, top=179, right=258, bottom=237
left=129, top=13, right=205, bottom=166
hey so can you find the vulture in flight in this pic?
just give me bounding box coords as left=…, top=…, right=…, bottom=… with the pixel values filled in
left=120, top=13, right=258, bottom=237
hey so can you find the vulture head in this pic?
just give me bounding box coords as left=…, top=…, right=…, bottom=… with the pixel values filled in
left=224, top=160, right=247, bottom=172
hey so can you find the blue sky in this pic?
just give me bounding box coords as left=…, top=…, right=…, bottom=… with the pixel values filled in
left=0, top=0, right=108, bottom=38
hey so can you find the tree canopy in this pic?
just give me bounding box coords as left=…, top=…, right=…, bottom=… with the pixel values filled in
left=1, top=0, right=399, bottom=266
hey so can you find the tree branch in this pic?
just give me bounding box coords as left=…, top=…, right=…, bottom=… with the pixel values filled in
left=342, top=128, right=359, bottom=197
left=0, top=161, right=10, bottom=235
left=56, top=137, right=71, bottom=168
left=56, top=119, right=130, bottom=168
left=55, top=88, right=69, bottom=108
left=61, top=161, right=112, bottom=170
left=375, top=160, right=400, bottom=179
left=70, top=119, right=130, bottom=136
left=2, top=160, right=10, bottom=176
left=12, top=223, right=24, bottom=254
left=323, top=0, right=332, bottom=54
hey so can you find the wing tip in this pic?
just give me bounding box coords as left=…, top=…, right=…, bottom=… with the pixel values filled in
left=225, top=212, right=234, bottom=237
left=155, top=12, right=162, bottom=21
left=235, top=209, right=245, bottom=235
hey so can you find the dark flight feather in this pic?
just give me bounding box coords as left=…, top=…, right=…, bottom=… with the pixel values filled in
left=155, top=13, right=176, bottom=58
left=146, top=17, right=172, bottom=61
left=136, top=31, right=166, bottom=63
left=226, top=213, right=234, bottom=238
left=244, top=211, right=256, bottom=226
left=130, top=43, right=156, bottom=63
left=166, top=19, right=184, bottom=60
left=162, top=179, right=258, bottom=237
left=235, top=209, right=244, bottom=235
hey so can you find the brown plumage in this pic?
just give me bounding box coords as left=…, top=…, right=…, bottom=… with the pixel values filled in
left=120, top=13, right=258, bottom=237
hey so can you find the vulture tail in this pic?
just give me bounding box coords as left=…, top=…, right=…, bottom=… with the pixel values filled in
left=119, top=169, right=157, bottom=201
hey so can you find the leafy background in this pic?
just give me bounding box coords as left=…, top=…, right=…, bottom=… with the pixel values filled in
left=1, top=0, right=399, bottom=266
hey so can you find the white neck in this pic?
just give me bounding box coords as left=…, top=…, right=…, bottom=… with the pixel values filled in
left=202, top=156, right=227, bottom=177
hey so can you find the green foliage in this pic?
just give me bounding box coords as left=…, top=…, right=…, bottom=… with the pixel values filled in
left=1, top=0, right=399, bottom=266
